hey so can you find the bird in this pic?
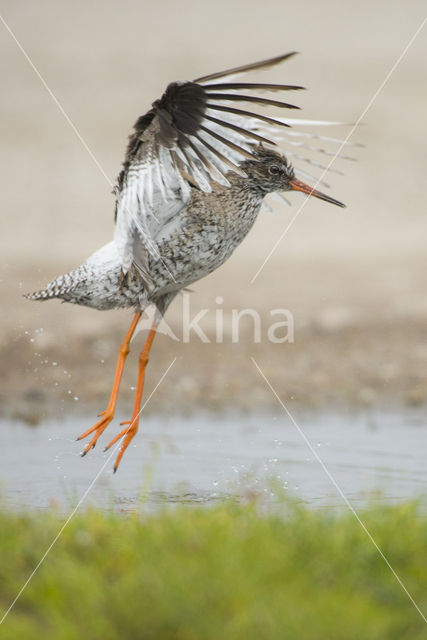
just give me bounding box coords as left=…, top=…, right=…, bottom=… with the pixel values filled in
left=26, top=53, right=346, bottom=472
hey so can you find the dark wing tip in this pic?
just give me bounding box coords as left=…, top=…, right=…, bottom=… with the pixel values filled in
left=202, top=82, right=306, bottom=92
left=194, top=52, right=298, bottom=84
left=204, top=93, right=301, bottom=110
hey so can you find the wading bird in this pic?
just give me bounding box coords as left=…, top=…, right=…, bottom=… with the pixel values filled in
left=27, top=53, right=346, bottom=471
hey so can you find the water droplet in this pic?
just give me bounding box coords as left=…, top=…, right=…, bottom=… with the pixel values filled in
left=30, top=338, right=35, bottom=343
left=52, top=362, right=57, bottom=366
left=73, top=396, right=79, bottom=401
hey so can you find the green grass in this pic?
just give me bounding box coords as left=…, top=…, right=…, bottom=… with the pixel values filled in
left=1, top=499, right=427, bottom=639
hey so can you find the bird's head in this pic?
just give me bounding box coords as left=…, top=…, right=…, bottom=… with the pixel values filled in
left=243, top=147, right=345, bottom=208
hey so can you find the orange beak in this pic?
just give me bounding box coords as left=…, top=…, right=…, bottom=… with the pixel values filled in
left=289, top=178, right=346, bottom=208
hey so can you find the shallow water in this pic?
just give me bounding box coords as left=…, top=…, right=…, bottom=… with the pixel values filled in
left=1, top=409, right=426, bottom=512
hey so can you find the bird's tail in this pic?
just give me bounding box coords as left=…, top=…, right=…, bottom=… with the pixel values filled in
left=24, top=271, right=78, bottom=302
left=24, top=241, right=143, bottom=310
left=24, top=265, right=123, bottom=310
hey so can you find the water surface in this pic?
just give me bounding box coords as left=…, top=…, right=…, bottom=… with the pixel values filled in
left=2, top=409, right=426, bottom=512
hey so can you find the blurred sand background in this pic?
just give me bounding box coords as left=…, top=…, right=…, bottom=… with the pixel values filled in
left=0, top=0, right=426, bottom=422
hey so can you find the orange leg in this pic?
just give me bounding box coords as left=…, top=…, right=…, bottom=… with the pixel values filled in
left=77, top=311, right=142, bottom=455
left=104, top=318, right=158, bottom=472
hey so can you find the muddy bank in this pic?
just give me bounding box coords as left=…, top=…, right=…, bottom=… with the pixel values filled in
left=2, top=314, right=425, bottom=425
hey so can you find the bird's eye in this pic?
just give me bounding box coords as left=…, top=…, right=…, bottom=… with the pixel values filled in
left=269, top=165, right=280, bottom=175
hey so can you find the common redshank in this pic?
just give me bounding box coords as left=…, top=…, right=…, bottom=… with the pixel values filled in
left=27, top=53, right=345, bottom=471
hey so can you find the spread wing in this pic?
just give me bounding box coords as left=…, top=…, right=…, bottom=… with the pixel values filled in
left=114, top=52, right=355, bottom=284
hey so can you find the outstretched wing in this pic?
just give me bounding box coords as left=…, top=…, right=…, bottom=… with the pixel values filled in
left=114, top=53, right=354, bottom=283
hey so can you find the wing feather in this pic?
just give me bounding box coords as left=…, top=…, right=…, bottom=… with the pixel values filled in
left=114, top=53, right=355, bottom=278
left=193, top=52, right=298, bottom=83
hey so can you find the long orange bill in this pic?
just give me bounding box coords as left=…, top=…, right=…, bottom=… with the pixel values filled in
left=289, top=178, right=346, bottom=208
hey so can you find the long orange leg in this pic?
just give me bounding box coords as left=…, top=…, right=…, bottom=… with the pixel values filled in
left=77, top=311, right=142, bottom=455
left=104, top=317, right=158, bottom=472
